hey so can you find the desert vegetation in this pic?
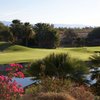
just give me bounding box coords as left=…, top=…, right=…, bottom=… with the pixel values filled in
left=0, top=19, right=100, bottom=100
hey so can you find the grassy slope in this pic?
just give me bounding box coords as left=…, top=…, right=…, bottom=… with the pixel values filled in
left=0, top=42, right=100, bottom=64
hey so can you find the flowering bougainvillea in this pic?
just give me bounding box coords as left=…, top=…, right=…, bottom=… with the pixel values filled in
left=0, top=63, right=24, bottom=100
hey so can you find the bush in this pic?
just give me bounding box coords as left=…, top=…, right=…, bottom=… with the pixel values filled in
left=0, top=63, right=24, bottom=100
left=24, top=77, right=75, bottom=100
left=89, top=53, right=100, bottom=96
left=29, top=53, right=88, bottom=82
left=89, top=52, right=100, bottom=67
left=22, top=92, right=75, bottom=100
left=34, top=92, right=75, bottom=100
left=25, top=77, right=72, bottom=94
left=24, top=77, right=94, bottom=100
left=69, top=86, right=94, bottom=100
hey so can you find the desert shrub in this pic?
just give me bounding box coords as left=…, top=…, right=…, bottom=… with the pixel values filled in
left=29, top=53, right=88, bottom=82
left=22, top=92, right=75, bottom=100
left=89, top=53, right=100, bottom=96
left=24, top=77, right=94, bottom=100
left=91, top=79, right=100, bottom=96
left=89, top=52, right=100, bottom=67
left=25, top=77, right=72, bottom=94
left=34, top=92, right=75, bottom=100
left=42, top=53, right=72, bottom=77
left=69, top=85, right=94, bottom=100
left=70, top=59, right=89, bottom=83
left=38, top=77, right=72, bottom=93
left=28, top=60, right=43, bottom=77
left=95, top=96, right=100, bottom=100
left=24, top=77, right=75, bottom=100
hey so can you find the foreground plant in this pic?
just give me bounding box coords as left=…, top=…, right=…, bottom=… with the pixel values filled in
left=29, top=53, right=88, bottom=84
left=0, top=63, right=24, bottom=100
left=89, top=52, right=100, bottom=96
left=25, top=77, right=94, bottom=100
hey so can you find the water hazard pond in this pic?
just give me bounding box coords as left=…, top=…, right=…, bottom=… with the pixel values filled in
left=12, top=77, right=38, bottom=88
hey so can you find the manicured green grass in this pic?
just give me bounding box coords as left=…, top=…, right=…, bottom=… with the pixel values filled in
left=0, top=42, right=100, bottom=64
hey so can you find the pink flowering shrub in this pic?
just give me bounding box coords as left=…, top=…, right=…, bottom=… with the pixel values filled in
left=6, top=63, right=24, bottom=78
left=0, top=63, right=24, bottom=100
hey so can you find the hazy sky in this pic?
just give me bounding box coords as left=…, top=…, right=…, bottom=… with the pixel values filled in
left=0, top=0, right=100, bottom=26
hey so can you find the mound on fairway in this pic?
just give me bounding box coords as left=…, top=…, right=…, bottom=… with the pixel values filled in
left=4, top=45, right=32, bottom=52
left=0, top=42, right=32, bottom=52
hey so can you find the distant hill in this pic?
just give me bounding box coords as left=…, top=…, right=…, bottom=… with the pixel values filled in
left=1, top=21, right=94, bottom=28
left=54, top=24, right=92, bottom=28
left=1, top=21, right=11, bottom=26
left=0, top=21, right=12, bottom=26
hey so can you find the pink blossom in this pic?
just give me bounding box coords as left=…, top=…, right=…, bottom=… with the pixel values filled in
left=6, top=68, right=12, bottom=71
left=10, top=63, right=16, bottom=67
left=0, top=63, right=25, bottom=99
left=0, top=75, right=4, bottom=81
left=16, top=71, right=24, bottom=78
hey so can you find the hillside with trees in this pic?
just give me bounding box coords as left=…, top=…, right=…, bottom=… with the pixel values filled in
left=0, top=19, right=100, bottom=48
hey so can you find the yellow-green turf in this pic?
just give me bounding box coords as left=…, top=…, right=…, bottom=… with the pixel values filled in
left=0, top=42, right=100, bottom=64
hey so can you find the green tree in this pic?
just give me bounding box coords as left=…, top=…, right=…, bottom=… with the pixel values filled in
left=61, top=29, right=78, bottom=47
left=87, top=27, right=100, bottom=46
left=75, top=37, right=86, bottom=47
left=10, top=20, right=35, bottom=46
left=10, top=20, right=24, bottom=44
left=88, top=27, right=100, bottom=40
left=22, top=22, right=35, bottom=46
left=33, top=23, right=59, bottom=48
left=0, top=22, right=12, bottom=42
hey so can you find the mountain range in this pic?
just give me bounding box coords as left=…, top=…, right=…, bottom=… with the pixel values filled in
left=1, top=21, right=94, bottom=28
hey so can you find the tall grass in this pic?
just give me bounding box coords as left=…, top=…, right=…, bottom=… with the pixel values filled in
left=24, top=77, right=94, bottom=100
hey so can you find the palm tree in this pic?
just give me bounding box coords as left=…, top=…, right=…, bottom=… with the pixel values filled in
left=23, top=22, right=35, bottom=46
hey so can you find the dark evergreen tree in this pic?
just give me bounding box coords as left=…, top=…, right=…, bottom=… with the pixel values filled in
left=33, top=23, right=59, bottom=48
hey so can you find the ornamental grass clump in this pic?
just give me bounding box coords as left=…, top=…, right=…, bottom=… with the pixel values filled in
left=29, top=53, right=88, bottom=83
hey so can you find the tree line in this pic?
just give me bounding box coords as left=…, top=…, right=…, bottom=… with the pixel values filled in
left=0, top=20, right=59, bottom=48
left=0, top=19, right=100, bottom=48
